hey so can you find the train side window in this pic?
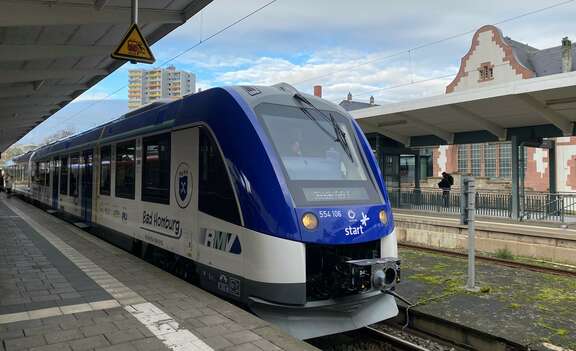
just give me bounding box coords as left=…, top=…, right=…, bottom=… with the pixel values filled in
left=100, top=145, right=111, bottom=196
left=115, top=140, right=136, bottom=199
left=142, top=133, right=171, bottom=204
left=198, top=128, right=241, bottom=225
left=60, top=156, right=69, bottom=195
left=70, top=153, right=80, bottom=197
left=34, top=162, right=40, bottom=184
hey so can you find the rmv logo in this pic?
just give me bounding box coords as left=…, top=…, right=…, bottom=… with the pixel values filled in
left=203, top=228, right=242, bottom=254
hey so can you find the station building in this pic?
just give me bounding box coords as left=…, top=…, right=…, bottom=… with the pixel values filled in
left=340, top=25, right=575, bottom=193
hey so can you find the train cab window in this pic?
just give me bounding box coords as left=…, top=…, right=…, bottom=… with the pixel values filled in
left=115, top=140, right=136, bottom=199
left=70, top=153, right=80, bottom=197
left=198, top=128, right=241, bottom=225
left=100, top=145, right=111, bottom=196
left=142, top=133, right=170, bottom=204
left=60, top=156, right=69, bottom=195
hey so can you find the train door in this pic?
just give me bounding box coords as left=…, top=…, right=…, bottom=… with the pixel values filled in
left=51, top=157, right=60, bottom=209
left=81, top=149, right=93, bottom=223
left=171, top=128, right=199, bottom=259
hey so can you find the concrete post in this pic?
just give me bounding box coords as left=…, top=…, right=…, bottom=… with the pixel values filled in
left=462, top=176, right=478, bottom=291
left=511, top=136, right=520, bottom=219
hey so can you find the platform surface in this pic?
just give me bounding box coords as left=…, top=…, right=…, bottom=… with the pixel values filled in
left=0, top=195, right=318, bottom=351
left=398, top=246, right=576, bottom=350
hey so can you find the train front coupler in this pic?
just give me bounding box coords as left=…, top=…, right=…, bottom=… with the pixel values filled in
left=346, top=257, right=401, bottom=292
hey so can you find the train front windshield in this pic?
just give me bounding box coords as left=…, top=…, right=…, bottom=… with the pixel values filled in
left=256, top=103, right=382, bottom=206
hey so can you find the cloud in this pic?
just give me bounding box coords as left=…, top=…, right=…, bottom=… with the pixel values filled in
left=206, top=48, right=457, bottom=103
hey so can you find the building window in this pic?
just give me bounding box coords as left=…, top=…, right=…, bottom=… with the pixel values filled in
left=70, top=153, right=80, bottom=197
left=60, top=155, right=68, bottom=195
left=471, top=144, right=481, bottom=176
left=485, top=143, right=497, bottom=178
left=100, top=145, right=111, bottom=196
left=198, top=128, right=241, bottom=225
left=458, top=145, right=468, bottom=174
left=479, top=62, right=494, bottom=81
left=142, top=133, right=171, bottom=204
left=115, top=140, right=136, bottom=199
left=499, top=143, right=511, bottom=178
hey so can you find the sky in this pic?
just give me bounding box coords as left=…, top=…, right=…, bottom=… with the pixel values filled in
left=18, top=0, right=576, bottom=145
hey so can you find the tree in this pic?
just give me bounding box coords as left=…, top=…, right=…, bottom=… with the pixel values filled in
left=0, top=128, right=76, bottom=167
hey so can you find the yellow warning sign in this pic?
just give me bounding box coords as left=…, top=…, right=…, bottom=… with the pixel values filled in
left=111, top=23, right=155, bottom=64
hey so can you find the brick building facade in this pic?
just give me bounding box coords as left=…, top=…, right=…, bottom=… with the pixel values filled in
left=433, top=25, right=574, bottom=192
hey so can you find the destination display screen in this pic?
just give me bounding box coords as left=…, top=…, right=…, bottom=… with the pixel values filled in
left=303, top=187, right=369, bottom=202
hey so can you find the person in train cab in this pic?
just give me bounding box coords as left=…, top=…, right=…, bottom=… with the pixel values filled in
left=290, top=130, right=304, bottom=156
left=438, top=172, right=454, bottom=207
left=0, top=170, right=4, bottom=193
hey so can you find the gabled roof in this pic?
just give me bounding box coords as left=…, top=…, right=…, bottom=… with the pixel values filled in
left=502, top=31, right=575, bottom=77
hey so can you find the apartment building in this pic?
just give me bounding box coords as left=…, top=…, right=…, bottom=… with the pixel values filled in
left=128, top=65, right=196, bottom=109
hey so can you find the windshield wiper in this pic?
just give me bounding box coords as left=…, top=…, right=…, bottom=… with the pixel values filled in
left=293, top=93, right=354, bottom=162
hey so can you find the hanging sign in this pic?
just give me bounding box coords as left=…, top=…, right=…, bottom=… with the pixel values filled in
left=111, top=23, right=155, bottom=64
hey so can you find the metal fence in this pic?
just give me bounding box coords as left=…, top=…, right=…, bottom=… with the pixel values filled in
left=387, top=187, right=576, bottom=223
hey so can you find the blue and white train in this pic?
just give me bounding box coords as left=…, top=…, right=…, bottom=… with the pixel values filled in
left=7, top=83, right=400, bottom=339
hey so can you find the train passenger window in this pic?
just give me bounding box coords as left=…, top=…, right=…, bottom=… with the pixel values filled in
left=60, top=156, right=68, bottom=195
left=198, top=128, right=241, bottom=225
left=34, top=162, right=40, bottom=184
left=142, top=133, right=171, bottom=204
left=115, top=140, right=136, bottom=199
left=70, top=154, right=80, bottom=197
left=100, top=145, right=111, bottom=196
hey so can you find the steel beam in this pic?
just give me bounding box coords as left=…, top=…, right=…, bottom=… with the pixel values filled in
left=0, top=105, right=58, bottom=114
left=0, top=96, right=73, bottom=106
left=359, top=121, right=410, bottom=146
left=183, top=0, right=213, bottom=19
left=0, top=2, right=184, bottom=26
left=448, top=105, right=506, bottom=141
left=515, top=93, right=573, bottom=136
left=0, top=69, right=109, bottom=84
left=396, top=112, right=454, bottom=144
left=94, top=0, right=111, bottom=10
left=0, top=45, right=115, bottom=61
left=0, top=84, right=88, bottom=98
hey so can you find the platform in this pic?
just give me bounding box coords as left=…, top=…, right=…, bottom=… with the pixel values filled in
left=397, top=246, right=576, bottom=350
left=0, top=195, right=318, bottom=351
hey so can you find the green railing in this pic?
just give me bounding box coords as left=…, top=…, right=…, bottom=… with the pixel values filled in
left=387, top=187, right=576, bottom=223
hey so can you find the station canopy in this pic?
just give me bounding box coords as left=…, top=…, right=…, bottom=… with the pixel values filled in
left=351, top=71, right=576, bottom=147
left=0, top=0, right=212, bottom=153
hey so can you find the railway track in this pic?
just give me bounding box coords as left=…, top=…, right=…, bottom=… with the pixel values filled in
left=399, top=243, right=576, bottom=277
left=361, top=326, right=434, bottom=351
left=307, top=325, right=444, bottom=351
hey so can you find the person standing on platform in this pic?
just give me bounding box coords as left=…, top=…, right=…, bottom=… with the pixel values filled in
left=438, top=172, right=454, bottom=207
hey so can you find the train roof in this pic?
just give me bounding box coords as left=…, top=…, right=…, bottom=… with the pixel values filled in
left=15, top=83, right=347, bottom=162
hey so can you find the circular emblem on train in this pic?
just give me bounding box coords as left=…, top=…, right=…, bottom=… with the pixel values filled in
left=347, top=209, right=356, bottom=220
left=175, top=162, right=192, bottom=208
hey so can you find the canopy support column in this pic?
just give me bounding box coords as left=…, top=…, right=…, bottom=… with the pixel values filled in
left=511, top=136, right=520, bottom=220
left=549, top=141, right=557, bottom=193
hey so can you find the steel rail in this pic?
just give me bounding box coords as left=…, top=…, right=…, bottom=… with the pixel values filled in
left=399, top=243, right=576, bottom=277
left=362, top=326, right=432, bottom=351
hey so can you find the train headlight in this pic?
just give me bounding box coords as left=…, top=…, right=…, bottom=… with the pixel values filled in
left=379, top=210, right=388, bottom=224
left=302, top=212, right=318, bottom=231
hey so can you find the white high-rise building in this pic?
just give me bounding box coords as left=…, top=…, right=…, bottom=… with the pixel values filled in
left=128, top=65, right=196, bottom=109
